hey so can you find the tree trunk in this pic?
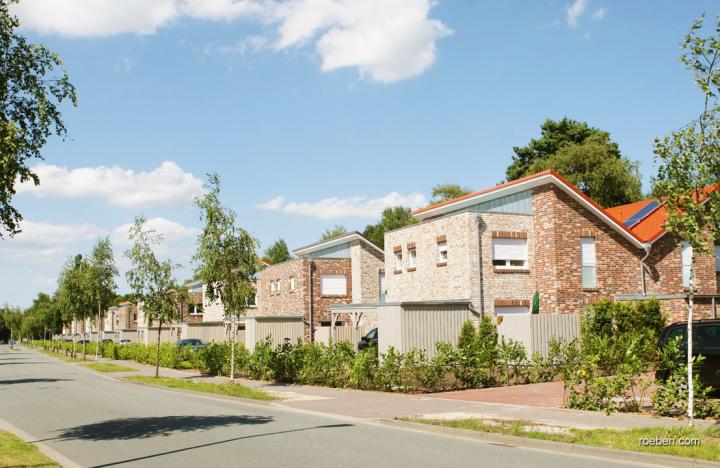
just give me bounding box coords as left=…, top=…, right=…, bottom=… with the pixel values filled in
left=155, top=320, right=162, bottom=378
left=72, top=321, right=77, bottom=358
left=230, top=315, right=236, bottom=384
left=687, top=256, right=695, bottom=426
left=95, top=299, right=101, bottom=361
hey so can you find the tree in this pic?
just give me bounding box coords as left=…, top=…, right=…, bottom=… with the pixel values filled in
left=125, top=215, right=179, bottom=378
left=321, top=225, right=348, bottom=240
left=21, top=292, right=60, bottom=341
left=506, top=117, right=621, bottom=181
left=56, top=254, right=93, bottom=358
left=652, top=14, right=720, bottom=426
left=264, top=239, right=291, bottom=264
left=528, top=141, right=643, bottom=207
left=362, top=207, right=418, bottom=248
left=0, top=0, right=77, bottom=237
left=430, top=184, right=472, bottom=204
left=194, top=174, right=259, bottom=384
left=87, top=238, right=118, bottom=360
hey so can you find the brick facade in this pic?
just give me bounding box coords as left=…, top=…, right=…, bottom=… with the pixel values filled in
left=387, top=182, right=719, bottom=323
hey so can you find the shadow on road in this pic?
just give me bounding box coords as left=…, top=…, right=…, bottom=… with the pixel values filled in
left=55, top=414, right=274, bottom=441
left=0, top=362, right=45, bottom=366
left=0, top=378, right=72, bottom=385
left=89, top=423, right=354, bottom=468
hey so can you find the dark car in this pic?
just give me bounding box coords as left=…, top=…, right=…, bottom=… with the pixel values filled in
left=656, top=320, right=720, bottom=390
left=358, top=328, right=378, bottom=351
left=77, top=339, right=91, bottom=344
left=101, top=339, right=114, bottom=344
left=177, top=338, right=205, bottom=350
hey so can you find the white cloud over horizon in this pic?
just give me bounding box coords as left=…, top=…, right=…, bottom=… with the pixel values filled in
left=256, top=191, right=427, bottom=220
left=17, top=161, right=204, bottom=208
left=565, top=0, right=587, bottom=28
left=12, top=0, right=451, bottom=83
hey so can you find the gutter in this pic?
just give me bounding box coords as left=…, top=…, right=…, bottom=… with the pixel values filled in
left=307, top=259, right=314, bottom=343
left=640, top=243, right=652, bottom=296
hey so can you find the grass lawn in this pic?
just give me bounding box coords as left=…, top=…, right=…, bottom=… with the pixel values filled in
left=409, top=418, right=720, bottom=462
left=0, top=429, right=58, bottom=467
left=38, top=348, right=84, bottom=363
left=84, top=362, right=137, bottom=373
left=126, top=376, right=278, bottom=401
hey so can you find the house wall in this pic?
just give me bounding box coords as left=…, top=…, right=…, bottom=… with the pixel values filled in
left=257, top=259, right=307, bottom=318
left=351, top=241, right=384, bottom=303
left=201, top=284, right=226, bottom=322
left=384, top=211, right=478, bottom=307
left=310, top=258, right=353, bottom=328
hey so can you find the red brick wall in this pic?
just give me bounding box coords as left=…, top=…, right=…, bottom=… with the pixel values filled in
left=310, top=258, right=353, bottom=329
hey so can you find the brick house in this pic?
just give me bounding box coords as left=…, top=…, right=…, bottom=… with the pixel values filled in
left=384, top=170, right=719, bottom=322
left=257, top=232, right=385, bottom=340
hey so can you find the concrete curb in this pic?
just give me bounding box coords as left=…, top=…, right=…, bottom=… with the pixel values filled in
left=121, top=378, right=278, bottom=406
left=378, top=419, right=720, bottom=468
left=0, top=418, right=80, bottom=468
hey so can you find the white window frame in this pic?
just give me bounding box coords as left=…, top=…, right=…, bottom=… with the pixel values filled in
left=492, top=238, right=527, bottom=269
left=290, top=276, right=297, bottom=291
left=437, top=241, right=448, bottom=262
left=320, top=275, right=347, bottom=296
left=408, top=248, right=417, bottom=268
left=395, top=251, right=403, bottom=271
left=681, top=241, right=693, bottom=288
left=580, top=237, right=597, bottom=289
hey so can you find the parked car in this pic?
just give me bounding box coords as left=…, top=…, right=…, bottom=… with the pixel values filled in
left=101, top=339, right=114, bottom=344
left=177, top=338, right=205, bottom=350
left=358, top=328, right=378, bottom=350
left=76, top=339, right=91, bottom=344
left=0, top=340, right=5, bottom=345
left=656, top=320, right=720, bottom=391
left=118, top=339, right=132, bottom=346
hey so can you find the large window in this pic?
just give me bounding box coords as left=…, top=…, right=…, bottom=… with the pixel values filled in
left=715, top=244, right=719, bottom=293
left=320, top=275, right=347, bottom=296
left=492, top=238, right=527, bottom=269
left=681, top=242, right=693, bottom=288
left=581, top=237, right=597, bottom=289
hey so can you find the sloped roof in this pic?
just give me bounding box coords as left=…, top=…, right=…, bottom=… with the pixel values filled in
left=412, top=170, right=648, bottom=249
left=292, top=231, right=384, bottom=257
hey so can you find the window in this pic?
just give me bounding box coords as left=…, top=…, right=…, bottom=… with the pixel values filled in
left=320, top=275, right=347, bottom=296
left=681, top=242, right=693, bottom=288
left=191, top=303, right=203, bottom=315
left=492, top=238, right=527, bottom=269
left=408, top=248, right=417, bottom=269
left=715, top=244, right=719, bottom=293
left=276, top=279, right=281, bottom=294
left=290, top=276, right=297, bottom=291
left=580, top=237, right=597, bottom=289
left=437, top=241, right=448, bottom=262
left=270, top=280, right=276, bottom=294
left=495, top=306, right=529, bottom=315
left=395, top=251, right=403, bottom=271
left=133, top=314, right=137, bottom=321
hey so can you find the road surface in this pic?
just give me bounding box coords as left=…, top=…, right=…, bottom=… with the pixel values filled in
left=0, top=346, right=644, bottom=468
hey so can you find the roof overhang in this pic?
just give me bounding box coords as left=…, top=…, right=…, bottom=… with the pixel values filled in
left=292, top=232, right=384, bottom=257
left=414, top=172, right=647, bottom=250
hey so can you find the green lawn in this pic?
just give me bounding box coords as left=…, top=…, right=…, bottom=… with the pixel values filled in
left=409, top=418, right=720, bottom=462
left=39, top=348, right=84, bottom=362
left=84, top=362, right=137, bottom=373
left=0, top=430, right=58, bottom=467
left=126, top=376, right=278, bottom=401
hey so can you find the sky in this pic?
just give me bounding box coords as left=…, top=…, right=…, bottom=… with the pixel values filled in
left=2, top=0, right=718, bottom=308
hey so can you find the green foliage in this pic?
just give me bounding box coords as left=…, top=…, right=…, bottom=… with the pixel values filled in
left=0, top=0, right=77, bottom=237
left=528, top=141, right=643, bottom=207
left=87, top=238, right=118, bottom=312
left=430, top=183, right=472, bottom=204
left=652, top=337, right=720, bottom=419
left=362, top=206, right=418, bottom=249
left=321, top=224, right=348, bottom=241
left=564, top=300, right=663, bottom=414
left=506, top=117, right=622, bottom=181
left=263, top=238, right=291, bottom=265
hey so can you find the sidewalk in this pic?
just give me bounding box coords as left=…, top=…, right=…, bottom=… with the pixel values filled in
left=67, top=351, right=715, bottom=432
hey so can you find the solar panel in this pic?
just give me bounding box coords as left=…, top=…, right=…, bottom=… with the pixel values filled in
left=623, top=201, right=660, bottom=228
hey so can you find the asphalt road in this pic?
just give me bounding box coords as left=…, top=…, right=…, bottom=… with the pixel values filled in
left=0, top=347, right=643, bottom=468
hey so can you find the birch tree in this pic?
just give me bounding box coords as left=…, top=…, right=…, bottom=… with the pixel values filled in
left=194, top=174, right=259, bottom=384
left=57, top=255, right=93, bottom=358
left=125, top=216, right=179, bottom=378
left=653, top=13, right=720, bottom=425
left=88, top=238, right=118, bottom=360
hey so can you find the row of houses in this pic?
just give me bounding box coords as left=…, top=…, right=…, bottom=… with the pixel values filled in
left=66, top=170, right=720, bottom=354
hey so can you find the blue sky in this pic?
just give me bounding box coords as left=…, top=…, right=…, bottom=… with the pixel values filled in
left=2, top=0, right=717, bottom=308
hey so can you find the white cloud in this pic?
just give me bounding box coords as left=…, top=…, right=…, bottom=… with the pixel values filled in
left=12, top=0, right=179, bottom=37
left=0, top=220, right=108, bottom=263
left=13, top=0, right=450, bottom=83
left=115, top=57, right=135, bottom=72
left=17, top=161, right=203, bottom=208
left=565, top=0, right=587, bottom=28
left=112, top=217, right=199, bottom=246
left=592, top=7, right=606, bottom=21
left=256, top=191, right=427, bottom=220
